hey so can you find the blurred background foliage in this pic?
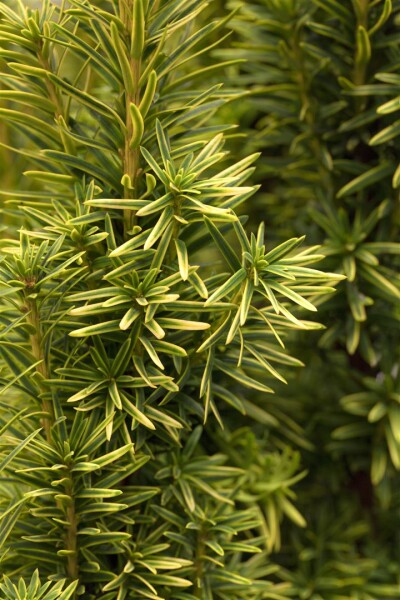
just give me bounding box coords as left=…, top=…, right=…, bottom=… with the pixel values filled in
left=0, top=0, right=399, bottom=599
left=210, top=0, right=400, bottom=597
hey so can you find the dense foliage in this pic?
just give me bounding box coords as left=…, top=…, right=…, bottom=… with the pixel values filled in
left=216, top=0, right=400, bottom=597
left=0, top=0, right=398, bottom=599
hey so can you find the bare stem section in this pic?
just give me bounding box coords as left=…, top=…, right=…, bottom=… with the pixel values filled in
left=26, top=299, right=53, bottom=441
left=121, top=0, right=144, bottom=235
left=65, top=477, right=79, bottom=581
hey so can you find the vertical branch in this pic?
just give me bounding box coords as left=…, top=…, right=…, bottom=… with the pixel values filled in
left=26, top=298, right=54, bottom=442
left=0, top=87, right=14, bottom=191
left=35, top=26, right=78, bottom=586
left=40, top=55, right=65, bottom=119
left=27, top=296, right=79, bottom=587
left=36, top=17, right=65, bottom=119
left=123, top=55, right=141, bottom=230
left=65, top=474, right=79, bottom=582
left=120, top=0, right=145, bottom=235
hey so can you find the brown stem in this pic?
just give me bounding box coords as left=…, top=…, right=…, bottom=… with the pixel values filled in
left=65, top=477, right=79, bottom=581
left=27, top=299, right=53, bottom=442
left=27, top=298, right=79, bottom=587
left=119, top=0, right=133, bottom=27
left=119, top=0, right=144, bottom=236
left=37, top=50, right=64, bottom=118
left=123, top=55, right=141, bottom=236
left=26, top=26, right=82, bottom=595
left=0, top=98, right=14, bottom=190
left=151, top=0, right=161, bottom=15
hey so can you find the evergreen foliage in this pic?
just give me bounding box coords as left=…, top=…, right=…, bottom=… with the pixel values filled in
left=0, top=0, right=341, bottom=597
left=0, top=1, right=398, bottom=599
left=216, top=0, right=400, bottom=597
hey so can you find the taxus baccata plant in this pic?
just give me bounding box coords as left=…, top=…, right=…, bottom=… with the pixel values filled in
left=0, top=0, right=344, bottom=598
left=217, top=0, right=400, bottom=597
